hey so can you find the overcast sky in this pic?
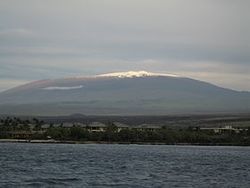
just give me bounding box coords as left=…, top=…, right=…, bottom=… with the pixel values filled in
left=0, top=0, right=249, bottom=92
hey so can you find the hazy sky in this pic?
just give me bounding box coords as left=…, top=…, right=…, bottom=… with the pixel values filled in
left=0, top=0, right=249, bottom=91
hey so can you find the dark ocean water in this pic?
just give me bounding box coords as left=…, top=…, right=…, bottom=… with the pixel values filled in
left=0, top=143, right=250, bottom=188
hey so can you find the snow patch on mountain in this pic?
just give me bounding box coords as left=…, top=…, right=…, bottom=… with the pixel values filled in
left=43, top=85, right=84, bottom=90
left=97, top=71, right=179, bottom=78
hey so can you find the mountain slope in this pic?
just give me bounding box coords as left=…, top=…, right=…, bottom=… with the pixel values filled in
left=0, top=71, right=249, bottom=115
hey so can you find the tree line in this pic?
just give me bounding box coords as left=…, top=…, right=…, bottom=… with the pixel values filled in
left=1, top=117, right=250, bottom=145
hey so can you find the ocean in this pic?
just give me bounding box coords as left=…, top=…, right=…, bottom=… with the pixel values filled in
left=0, top=143, right=250, bottom=187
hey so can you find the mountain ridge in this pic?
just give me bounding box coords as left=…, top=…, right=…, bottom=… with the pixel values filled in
left=0, top=71, right=250, bottom=116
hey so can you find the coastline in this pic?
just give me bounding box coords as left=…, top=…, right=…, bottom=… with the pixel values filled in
left=0, top=139, right=249, bottom=146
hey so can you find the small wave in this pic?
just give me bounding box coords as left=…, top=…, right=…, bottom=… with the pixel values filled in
left=24, top=177, right=80, bottom=186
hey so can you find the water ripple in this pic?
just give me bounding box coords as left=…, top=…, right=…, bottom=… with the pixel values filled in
left=0, top=143, right=250, bottom=187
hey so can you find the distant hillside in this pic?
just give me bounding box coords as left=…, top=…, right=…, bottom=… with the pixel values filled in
left=0, top=71, right=250, bottom=115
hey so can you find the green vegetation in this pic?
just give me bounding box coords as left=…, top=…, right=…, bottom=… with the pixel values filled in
left=1, top=117, right=250, bottom=145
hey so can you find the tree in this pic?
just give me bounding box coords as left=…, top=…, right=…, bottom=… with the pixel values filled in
left=105, top=122, right=118, bottom=141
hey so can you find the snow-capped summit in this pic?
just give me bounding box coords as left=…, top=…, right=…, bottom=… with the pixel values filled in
left=97, top=71, right=179, bottom=78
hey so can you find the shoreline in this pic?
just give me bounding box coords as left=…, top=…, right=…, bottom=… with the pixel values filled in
left=0, top=139, right=249, bottom=146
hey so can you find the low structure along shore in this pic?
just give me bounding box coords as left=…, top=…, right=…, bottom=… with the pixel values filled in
left=0, top=117, right=250, bottom=145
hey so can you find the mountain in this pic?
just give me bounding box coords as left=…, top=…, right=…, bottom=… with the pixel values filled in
left=0, top=71, right=250, bottom=115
